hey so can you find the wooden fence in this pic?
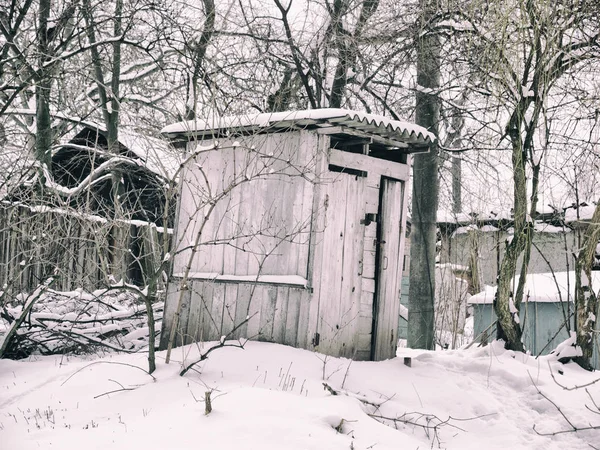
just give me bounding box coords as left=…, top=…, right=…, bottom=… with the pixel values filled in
left=0, top=203, right=169, bottom=296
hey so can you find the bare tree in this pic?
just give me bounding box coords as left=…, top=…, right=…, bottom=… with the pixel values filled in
left=429, top=0, right=600, bottom=351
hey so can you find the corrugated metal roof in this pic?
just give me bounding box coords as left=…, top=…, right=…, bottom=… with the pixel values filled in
left=161, top=109, right=435, bottom=149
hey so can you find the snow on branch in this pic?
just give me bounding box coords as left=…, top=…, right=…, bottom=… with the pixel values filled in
left=43, top=155, right=147, bottom=198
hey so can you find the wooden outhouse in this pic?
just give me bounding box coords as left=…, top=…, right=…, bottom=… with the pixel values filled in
left=160, top=109, right=433, bottom=360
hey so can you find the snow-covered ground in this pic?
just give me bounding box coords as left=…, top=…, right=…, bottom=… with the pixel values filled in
left=1, top=341, right=599, bottom=449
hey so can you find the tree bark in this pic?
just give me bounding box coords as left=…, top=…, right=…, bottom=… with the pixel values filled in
left=574, top=202, right=600, bottom=370
left=35, top=0, right=52, bottom=171
left=184, top=0, right=215, bottom=121
left=408, top=0, right=440, bottom=350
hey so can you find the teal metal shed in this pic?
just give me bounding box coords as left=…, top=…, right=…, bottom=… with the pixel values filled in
left=468, top=272, right=600, bottom=367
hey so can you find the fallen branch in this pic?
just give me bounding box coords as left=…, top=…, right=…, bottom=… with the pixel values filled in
left=322, top=383, right=383, bottom=409
left=0, top=272, right=57, bottom=358
left=529, top=371, right=600, bottom=436
left=0, top=289, right=164, bottom=358
left=548, top=361, right=600, bottom=391
left=368, top=411, right=489, bottom=447
left=94, top=386, right=138, bottom=399
left=33, top=322, right=139, bottom=353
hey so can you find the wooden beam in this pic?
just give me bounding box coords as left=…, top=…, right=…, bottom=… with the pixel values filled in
left=317, top=125, right=410, bottom=149
left=329, top=149, right=410, bottom=181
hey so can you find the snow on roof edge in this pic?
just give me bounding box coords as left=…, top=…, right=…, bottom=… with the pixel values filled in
left=161, top=109, right=435, bottom=145
left=468, top=271, right=600, bottom=305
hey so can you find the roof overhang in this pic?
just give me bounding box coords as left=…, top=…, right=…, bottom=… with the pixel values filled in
left=161, top=109, right=435, bottom=153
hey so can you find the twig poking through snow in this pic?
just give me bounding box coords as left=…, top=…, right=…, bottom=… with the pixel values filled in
left=61, top=361, right=156, bottom=387
left=179, top=312, right=257, bottom=376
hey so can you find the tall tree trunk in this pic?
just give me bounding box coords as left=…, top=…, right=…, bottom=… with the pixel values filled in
left=493, top=125, right=528, bottom=351
left=574, top=202, right=600, bottom=370
left=35, top=0, right=52, bottom=171
left=451, top=156, right=461, bottom=214
left=82, top=0, right=124, bottom=219
left=329, top=0, right=378, bottom=109
left=184, top=0, right=215, bottom=121
left=408, top=0, right=440, bottom=350
left=108, top=0, right=123, bottom=218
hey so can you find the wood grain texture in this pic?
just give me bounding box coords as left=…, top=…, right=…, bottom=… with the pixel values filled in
left=372, top=178, right=404, bottom=361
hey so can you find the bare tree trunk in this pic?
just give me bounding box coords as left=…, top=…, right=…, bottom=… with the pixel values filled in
left=451, top=156, right=461, bottom=214
left=328, top=0, right=378, bottom=108
left=574, top=202, right=600, bottom=370
left=408, top=0, right=439, bottom=350
left=493, top=131, right=527, bottom=351
left=82, top=0, right=125, bottom=222
left=468, top=230, right=481, bottom=295
left=35, top=0, right=52, bottom=171
left=184, top=0, right=215, bottom=121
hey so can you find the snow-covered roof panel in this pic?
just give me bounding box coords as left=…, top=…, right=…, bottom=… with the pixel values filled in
left=117, top=130, right=181, bottom=180
left=468, top=271, right=600, bottom=304
left=161, top=109, right=435, bottom=149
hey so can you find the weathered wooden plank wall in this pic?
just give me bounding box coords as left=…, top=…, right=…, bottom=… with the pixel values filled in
left=160, top=278, right=312, bottom=348
left=0, top=204, right=167, bottom=295
left=172, top=132, right=317, bottom=280
left=165, top=132, right=411, bottom=361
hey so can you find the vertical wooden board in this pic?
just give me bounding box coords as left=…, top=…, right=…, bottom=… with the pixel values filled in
left=277, top=175, right=296, bottom=277
left=185, top=281, right=203, bottom=344
left=233, top=283, right=253, bottom=339
left=221, top=147, right=241, bottom=275
left=296, top=289, right=312, bottom=349
left=295, top=176, right=314, bottom=278
left=366, top=172, right=381, bottom=190
left=245, top=284, right=264, bottom=339
left=233, top=182, right=251, bottom=277
left=258, top=285, right=278, bottom=341
left=362, top=251, right=377, bottom=279
left=343, top=176, right=367, bottom=358
left=175, top=286, right=192, bottom=347
left=361, top=289, right=375, bottom=309
left=196, top=281, right=214, bottom=343
left=338, top=176, right=360, bottom=357
left=222, top=284, right=237, bottom=336
left=259, top=177, right=288, bottom=276
left=176, top=177, right=202, bottom=274
left=222, top=156, right=244, bottom=276
left=244, top=143, right=275, bottom=276
left=373, top=179, right=403, bottom=361
left=396, top=181, right=409, bottom=315
left=357, top=334, right=373, bottom=358
left=281, top=134, right=312, bottom=278
left=187, top=148, right=226, bottom=274
left=318, top=174, right=347, bottom=354
left=208, top=282, right=225, bottom=340
left=295, top=129, right=317, bottom=169
left=284, top=288, right=302, bottom=346
left=272, top=286, right=290, bottom=344
left=305, top=135, right=330, bottom=348
left=357, top=315, right=373, bottom=338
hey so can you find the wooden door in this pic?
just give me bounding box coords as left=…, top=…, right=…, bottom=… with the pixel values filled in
left=372, top=177, right=404, bottom=360
left=315, top=171, right=366, bottom=357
